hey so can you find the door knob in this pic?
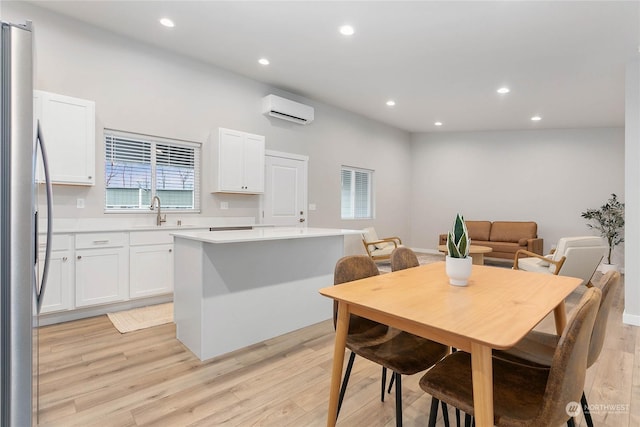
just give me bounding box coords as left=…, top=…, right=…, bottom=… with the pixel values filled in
left=299, top=218, right=306, bottom=223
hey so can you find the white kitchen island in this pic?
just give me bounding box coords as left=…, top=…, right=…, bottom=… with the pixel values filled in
left=172, top=227, right=361, bottom=361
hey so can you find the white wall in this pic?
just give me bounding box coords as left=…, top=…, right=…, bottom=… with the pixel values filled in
left=624, top=59, right=640, bottom=326
left=408, top=128, right=625, bottom=261
left=4, top=2, right=412, bottom=247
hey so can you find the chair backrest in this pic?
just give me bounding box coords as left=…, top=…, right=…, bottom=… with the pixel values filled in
left=362, top=227, right=379, bottom=244
left=534, top=286, right=601, bottom=426
left=333, top=255, right=384, bottom=334
left=391, top=247, right=420, bottom=271
left=587, top=270, right=621, bottom=367
left=550, top=236, right=607, bottom=285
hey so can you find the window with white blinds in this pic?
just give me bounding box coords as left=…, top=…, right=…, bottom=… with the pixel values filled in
left=341, top=166, right=373, bottom=219
left=104, top=129, right=201, bottom=212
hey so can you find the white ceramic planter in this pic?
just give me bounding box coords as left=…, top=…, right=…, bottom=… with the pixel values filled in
left=445, top=255, right=472, bottom=286
left=600, top=263, right=619, bottom=274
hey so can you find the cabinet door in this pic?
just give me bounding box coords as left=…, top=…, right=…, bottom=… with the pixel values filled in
left=75, top=247, right=128, bottom=307
left=243, top=133, right=265, bottom=193
left=35, top=91, right=95, bottom=185
left=38, top=250, right=73, bottom=314
left=129, top=244, right=174, bottom=298
left=218, top=129, right=245, bottom=192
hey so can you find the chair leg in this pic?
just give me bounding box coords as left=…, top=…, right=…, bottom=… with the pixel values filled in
left=455, top=408, right=461, bottom=427
left=582, top=391, right=594, bottom=427
left=381, top=367, right=387, bottom=402
left=567, top=417, right=576, bottom=427
left=387, top=371, right=395, bottom=394
left=428, top=397, right=440, bottom=427
left=464, top=413, right=472, bottom=427
left=337, top=351, right=356, bottom=418
left=395, top=372, right=403, bottom=427
left=441, top=402, right=450, bottom=427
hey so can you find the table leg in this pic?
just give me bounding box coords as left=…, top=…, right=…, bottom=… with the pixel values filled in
left=470, top=342, right=493, bottom=427
left=471, top=253, right=484, bottom=265
left=327, top=302, right=350, bottom=427
left=553, top=300, right=568, bottom=335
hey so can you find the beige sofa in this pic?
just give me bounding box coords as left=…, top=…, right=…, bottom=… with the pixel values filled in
left=439, top=221, right=543, bottom=261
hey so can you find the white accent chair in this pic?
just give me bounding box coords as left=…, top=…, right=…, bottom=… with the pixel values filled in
left=513, top=236, right=607, bottom=287
left=362, top=227, right=403, bottom=262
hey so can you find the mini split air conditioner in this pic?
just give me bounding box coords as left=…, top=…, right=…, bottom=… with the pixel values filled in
left=262, top=94, right=314, bottom=125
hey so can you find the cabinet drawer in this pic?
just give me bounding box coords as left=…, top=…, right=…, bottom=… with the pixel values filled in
left=76, top=232, right=127, bottom=249
left=38, top=234, right=72, bottom=252
left=129, top=230, right=173, bottom=246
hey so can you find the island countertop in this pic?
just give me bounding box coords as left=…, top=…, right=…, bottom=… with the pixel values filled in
left=171, top=227, right=362, bottom=244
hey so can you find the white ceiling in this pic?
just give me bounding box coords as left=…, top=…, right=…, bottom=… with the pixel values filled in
left=30, top=1, right=639, bottom=133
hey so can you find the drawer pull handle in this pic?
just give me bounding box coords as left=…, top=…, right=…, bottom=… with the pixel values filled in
left=93, top=240, right=109, bottom=244
left=169, top=249, right=172, bottom=252
left=62, top=256, right=67, bottom=262
left=77, top=255, right=82, bottom=260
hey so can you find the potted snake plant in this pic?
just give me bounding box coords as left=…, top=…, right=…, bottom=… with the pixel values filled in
left=445, top=213, right=472, bottom=286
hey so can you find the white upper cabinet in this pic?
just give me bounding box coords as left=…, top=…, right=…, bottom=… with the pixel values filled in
left=211, top=128, right=265, bottom=194
left=34, top=90, right=96, bottom=186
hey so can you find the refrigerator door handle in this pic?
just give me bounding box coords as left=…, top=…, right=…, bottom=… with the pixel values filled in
left=35, top=120, right=53, bottom=313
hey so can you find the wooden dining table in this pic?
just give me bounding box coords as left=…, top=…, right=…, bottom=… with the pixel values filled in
left=319, top=261, right=582, bottom=427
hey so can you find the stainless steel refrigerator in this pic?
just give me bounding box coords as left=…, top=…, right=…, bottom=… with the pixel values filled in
left=0, top=20, right=52, bottom=426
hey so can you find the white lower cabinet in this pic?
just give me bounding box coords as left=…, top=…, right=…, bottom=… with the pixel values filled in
left=129, top=231, right=174, bottom=298
left=38, top=234, right=73, bottom=314
left=75, top=233, right=128, bottom=307
left=129, top=244, right=174, bottom=298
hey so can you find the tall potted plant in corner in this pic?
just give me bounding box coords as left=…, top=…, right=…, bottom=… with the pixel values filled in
left=581, top=193, right=625, bottom=272
left=445, top=213, right=472, bottom=286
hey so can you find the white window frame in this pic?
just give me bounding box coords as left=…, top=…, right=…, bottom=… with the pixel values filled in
left=104, top=129, right=201, bottom=213
left=341, top=165, right=374, bottom=220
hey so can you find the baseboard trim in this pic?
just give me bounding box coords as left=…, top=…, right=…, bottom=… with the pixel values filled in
left=623, top=310, right=640, bottom=326
left=39, top=294, right=173, bottom=326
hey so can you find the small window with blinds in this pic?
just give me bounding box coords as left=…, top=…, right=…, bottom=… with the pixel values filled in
left=104, top=129, right=201, bottom=212
left=341, top=166, right=373, bottom=219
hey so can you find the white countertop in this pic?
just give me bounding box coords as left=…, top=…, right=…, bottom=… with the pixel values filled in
left=172, top=227, right=362, bottom=244
left=40, top=216, right=259, bottom=234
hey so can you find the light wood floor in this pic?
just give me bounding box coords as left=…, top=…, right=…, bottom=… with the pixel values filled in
left=37, top=275, right=639, bottom=427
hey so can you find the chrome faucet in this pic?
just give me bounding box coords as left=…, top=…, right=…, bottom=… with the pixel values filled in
left=150, top=195, right=166, bottom=226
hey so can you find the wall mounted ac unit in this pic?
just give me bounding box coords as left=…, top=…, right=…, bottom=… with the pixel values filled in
left=263, top=94, right=314, bottom=125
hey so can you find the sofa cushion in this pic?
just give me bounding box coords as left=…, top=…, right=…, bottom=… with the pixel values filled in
left=490, top=221, right=537, bottom=243
left=466, top=221, right=492, bottom=241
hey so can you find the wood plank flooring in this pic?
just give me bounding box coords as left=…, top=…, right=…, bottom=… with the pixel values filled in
left=37, top=274, right=638, bottom=426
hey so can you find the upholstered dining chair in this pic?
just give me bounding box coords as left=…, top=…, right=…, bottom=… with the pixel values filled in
left=362, top=227, right=403, bottom=262
left=493, top=270, right=621, bottom=427
left=419, top=286, right=601, bottom=427
left=390, top=246, right=420, bottom=270
left=514, top=236, right=607, bottom=287
left=333, top=255, right=389, bottom=416
left=389, top=247, right=458, bottom=427
left=334, top=255, right=450, bottom=427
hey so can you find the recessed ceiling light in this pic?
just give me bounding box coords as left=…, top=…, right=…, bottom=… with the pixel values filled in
left=159, top=18, right=175, bottom=28
left=497, top=87, right=510, bottom=94
left=339, top=25, right=355, bottom=36
left=258, top=58, right=270, bottom=66
left=531, top=116, right=542, bottom=121
left=434, top=122, right=443, bottom=126
left=386, top=100, right=396, bottom=107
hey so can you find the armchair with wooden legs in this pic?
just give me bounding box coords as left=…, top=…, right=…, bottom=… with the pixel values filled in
left=362, top=227, right=403, bottom=262
left=514, top=236, right=607, bottom=287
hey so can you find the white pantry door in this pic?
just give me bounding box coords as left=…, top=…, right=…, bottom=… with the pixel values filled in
left=262, top=151, right=308, bottom=226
